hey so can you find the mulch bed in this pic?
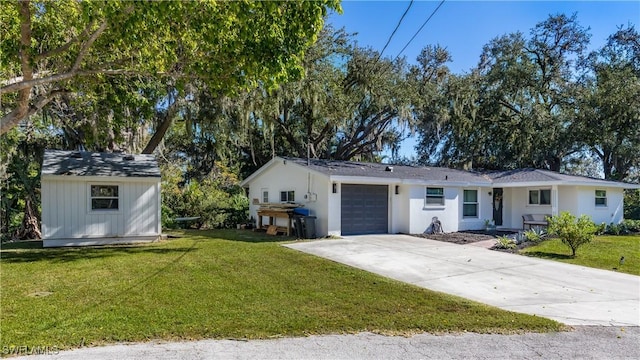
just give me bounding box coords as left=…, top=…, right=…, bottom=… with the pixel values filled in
left=413, top=230, right=515, bottom=245
left=413, top=230, right=538, bottom=253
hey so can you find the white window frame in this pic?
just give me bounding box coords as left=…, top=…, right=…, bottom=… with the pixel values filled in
left=425, top=187, right=445, bottom=206
left=261, top=188, right=269, bottom=203
left=462, top=189, right=479, bottom=218
left=280, top=190, right=295, bottom=203
left=595, top=189, right=607, bottom=207
left=88, top=183, right=120, bottom=212
left=528, top=189, right=551, bottom=206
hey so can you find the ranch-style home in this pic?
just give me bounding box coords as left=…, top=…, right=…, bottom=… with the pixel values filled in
left=41, top=150, right=162, bottom=247
left=241, top=156, right=640, bottom=237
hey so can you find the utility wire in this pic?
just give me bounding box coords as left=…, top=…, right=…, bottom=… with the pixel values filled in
left=378, top=0, right=414, bottom=60
left=395, top=0, right=446, bottom=61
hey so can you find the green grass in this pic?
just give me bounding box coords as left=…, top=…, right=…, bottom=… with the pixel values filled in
left=1, top=230, right=562, bottom=351
left=521, top=235, right=640, bottom=275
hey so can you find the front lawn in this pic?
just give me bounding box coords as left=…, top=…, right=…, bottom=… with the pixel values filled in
left=1, top=230, right=561, bottom=351
left=521, top=235, right=640, bottom=276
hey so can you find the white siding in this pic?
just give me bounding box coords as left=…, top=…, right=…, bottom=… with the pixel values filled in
left=246, top=160, right=330, bottom=236
left=575, top=186, right=624, bottom=225
left=42, top=177, right=160, bottom=240
left=502, top=185, right=624, bottom=229
left=406, top=186, right=460, bottom=233
left=508, top=187, right=553, bottom=229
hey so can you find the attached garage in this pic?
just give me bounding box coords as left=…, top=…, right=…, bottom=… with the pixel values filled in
left=341, top=184, right=388, bottom=235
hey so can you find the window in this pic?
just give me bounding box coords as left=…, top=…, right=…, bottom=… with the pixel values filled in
left=262, top=189, right=269, bottom=203
left=595, top=190, right=607, bottom=207
left=426, top=187, right=444, bottom=206
left=463, top=189, right=478, bottom=218
left=90, top=185, right=119, bottom=210
left=528, top=189, right=551, bottom=205
left=280, top=190, right=295, bottom=202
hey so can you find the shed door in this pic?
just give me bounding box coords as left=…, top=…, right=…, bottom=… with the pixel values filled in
left=341, top=184, right=388, bottom=235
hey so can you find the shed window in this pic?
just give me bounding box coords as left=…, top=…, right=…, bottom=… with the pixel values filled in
left=426, top=187, right=444, bottom=206
left=463, top=189, right=478, bottom=218
left=262, top=189, right=269, bottom=203
left=280, top=191, right=295, bottom=202
left=528, top=189, right=551, bottom=205
left=90, top=185, right=119, bottom=210
left=595, top=190, right=607, bottom=207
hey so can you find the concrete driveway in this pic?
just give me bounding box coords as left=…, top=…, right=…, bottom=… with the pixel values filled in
left=285, top=235, right=640, bottom=326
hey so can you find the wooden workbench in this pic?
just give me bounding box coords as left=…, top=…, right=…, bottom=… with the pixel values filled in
left=257, top=209, right=294, bottom=236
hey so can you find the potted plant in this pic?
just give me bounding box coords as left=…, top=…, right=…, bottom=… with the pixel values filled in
left=485, top=219, right=496, bottom=235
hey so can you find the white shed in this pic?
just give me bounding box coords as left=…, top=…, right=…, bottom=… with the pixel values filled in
left=41, top=150, right=161, bottom=247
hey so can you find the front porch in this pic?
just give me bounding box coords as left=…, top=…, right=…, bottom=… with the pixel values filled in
left=489, top=185, right=624, bottom=230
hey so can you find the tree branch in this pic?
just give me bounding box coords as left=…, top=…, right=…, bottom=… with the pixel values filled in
left=71, top=19, right=109, bottom=71
left=34, top=20, right=95, bottom=61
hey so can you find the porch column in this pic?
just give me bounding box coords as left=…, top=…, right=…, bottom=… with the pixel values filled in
left=551, top=185, right=558, bottom=216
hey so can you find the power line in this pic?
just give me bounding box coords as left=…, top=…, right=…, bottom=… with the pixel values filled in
left=395, top=0, right=446, bottom=61
left=378, top=0, right=414, bottom=60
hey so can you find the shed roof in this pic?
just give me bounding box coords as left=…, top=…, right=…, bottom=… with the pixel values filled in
left=42, top=150, right=161, bottom=178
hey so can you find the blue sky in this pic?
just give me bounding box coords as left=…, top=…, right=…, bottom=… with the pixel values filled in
left=327, top=1, right=639, bottom=159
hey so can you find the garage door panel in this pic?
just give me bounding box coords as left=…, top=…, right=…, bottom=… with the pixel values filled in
left=341, top=184, right=388, bottom=235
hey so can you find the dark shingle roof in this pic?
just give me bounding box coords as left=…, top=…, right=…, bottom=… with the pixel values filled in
left=486, top=168, right=630, bottom=187
left=283, top=157, right=490, bottom=184
left=42, top=150, right=160, bottom=178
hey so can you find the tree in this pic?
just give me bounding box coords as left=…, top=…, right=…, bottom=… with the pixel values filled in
left=477, top=14, right=589, bottom=170
left=580, top=26, right=640, bottom=181
left=416, top=14, right=592, bottom=170
left=547, top=212, right=597, bottom=257
left=1, top=0, right=341, bottom=136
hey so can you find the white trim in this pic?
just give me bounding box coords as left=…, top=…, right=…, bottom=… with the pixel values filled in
left=528, top=188, right=552, bottom=206
left=462, top=188, right=479, bottom=218
left=87, top=182, right=122, bottom=214
left=43, top=235, right=160, bottom=248
left=595, top=189, right=608, bottom=208
left=494, top=180, right=639, bottom=189
left=425, top=186, right=445, bottom=207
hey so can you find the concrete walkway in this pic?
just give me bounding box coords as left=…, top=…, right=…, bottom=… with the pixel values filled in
left=285, top=235, right=640, bottom=326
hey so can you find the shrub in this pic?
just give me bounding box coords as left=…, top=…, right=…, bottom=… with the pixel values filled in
left=622, top=219, right=640, bottom=233
left=624, top=189, right=640, bottom=220
left=523, top=227, right=547, bottom=243
left=547, top=212, right=597, bottom=257
left=494, top=236, right=516, bottom=250
left=605, top=222, right=630, bottom=235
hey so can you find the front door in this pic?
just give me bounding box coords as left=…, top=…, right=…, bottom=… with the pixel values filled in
left=493, top=188, right=503, bottom=226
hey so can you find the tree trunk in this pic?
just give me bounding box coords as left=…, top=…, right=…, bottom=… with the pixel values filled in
left=141, top=98, right=181, bottom=154
left=13, top=197, right=41, bottom=240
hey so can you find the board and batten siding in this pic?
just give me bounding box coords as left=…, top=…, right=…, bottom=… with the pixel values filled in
left=42, top=177, right=161, bottom=239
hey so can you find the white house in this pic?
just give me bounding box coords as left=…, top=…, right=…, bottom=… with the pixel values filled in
left=41, top=150, right=162, bottom=247
left=240, top=157, right=640, bottom=237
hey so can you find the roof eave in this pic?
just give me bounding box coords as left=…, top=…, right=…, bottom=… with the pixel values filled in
left=492, top=180, right=640, bottom=189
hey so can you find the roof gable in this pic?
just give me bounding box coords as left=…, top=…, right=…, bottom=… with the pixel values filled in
left=241, top=157, right=640, bottom=189
left=487, top=168, right=639, bottom=188
left=42, top=150, right=161, bottom=178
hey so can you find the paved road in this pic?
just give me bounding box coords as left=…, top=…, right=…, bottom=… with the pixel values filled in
left=12, top=327, right=640, bottom=360
left=285, top=235, right=640, bottom=326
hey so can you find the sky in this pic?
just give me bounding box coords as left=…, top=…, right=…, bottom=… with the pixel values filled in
left=327, top=0, right=640, bottom=159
